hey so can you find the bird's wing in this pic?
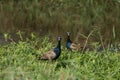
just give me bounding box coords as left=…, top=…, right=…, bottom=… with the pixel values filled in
left=40, top=49, right=56, bottom=60
left=70, top=43, right=80, bottom=50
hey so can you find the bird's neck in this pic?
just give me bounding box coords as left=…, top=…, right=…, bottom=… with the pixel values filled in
left=56, top=41, right=61, bottom=49
left=67, top=36, right=72, bottom=43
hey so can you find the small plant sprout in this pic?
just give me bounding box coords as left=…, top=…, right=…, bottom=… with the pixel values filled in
left=31, top=33, right=36, bottom=40
left=112, top=26, right=116, bottom=40
left=16, top=31, right=24, bottom=41
left=4, top=33, right=8, bottom=41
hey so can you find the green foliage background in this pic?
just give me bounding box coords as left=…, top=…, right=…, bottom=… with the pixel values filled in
left=0, top=0, right=120, bottom=43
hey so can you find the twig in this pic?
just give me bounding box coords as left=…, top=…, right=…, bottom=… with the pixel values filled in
left=82, top=30, right=95, bottom=53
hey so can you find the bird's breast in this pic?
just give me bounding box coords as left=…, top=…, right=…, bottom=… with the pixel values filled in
left=67, top=42, right=72, bottom=48
left=54, top=48, right=60, bottom=56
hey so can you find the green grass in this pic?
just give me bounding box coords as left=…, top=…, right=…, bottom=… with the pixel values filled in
left=0, top=37, right=120, bottom=80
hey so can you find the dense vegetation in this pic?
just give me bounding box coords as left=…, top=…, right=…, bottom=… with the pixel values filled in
left=0, top=0, right=120, bottom=43
left=0, top=35, right=120, bottom=80
left=0, top=0, right=120, bottom=80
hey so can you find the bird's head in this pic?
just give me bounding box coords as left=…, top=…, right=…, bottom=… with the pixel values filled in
left=67, top=32, right=70, bottom=36
left=66, top=32, right=72, bottom=43
left=58, top=36, right=62, bottom=41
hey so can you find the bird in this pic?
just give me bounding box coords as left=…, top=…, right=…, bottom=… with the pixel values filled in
left=66, top=32, right=80, bottom=51
left=40, top=36, right=62, bottom=60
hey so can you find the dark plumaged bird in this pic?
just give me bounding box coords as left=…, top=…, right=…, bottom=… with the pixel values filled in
left=40, top=36, right=62, bottom=60
left=66, top=32, right=80, bottom=51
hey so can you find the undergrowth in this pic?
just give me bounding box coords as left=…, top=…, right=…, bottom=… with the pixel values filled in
left=0, top=36, right=120, bottom=80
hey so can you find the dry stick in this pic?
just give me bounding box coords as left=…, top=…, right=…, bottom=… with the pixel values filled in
left=99, top=32, right=105, bottom=51
left=82, top=30, right=95, bottom=53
